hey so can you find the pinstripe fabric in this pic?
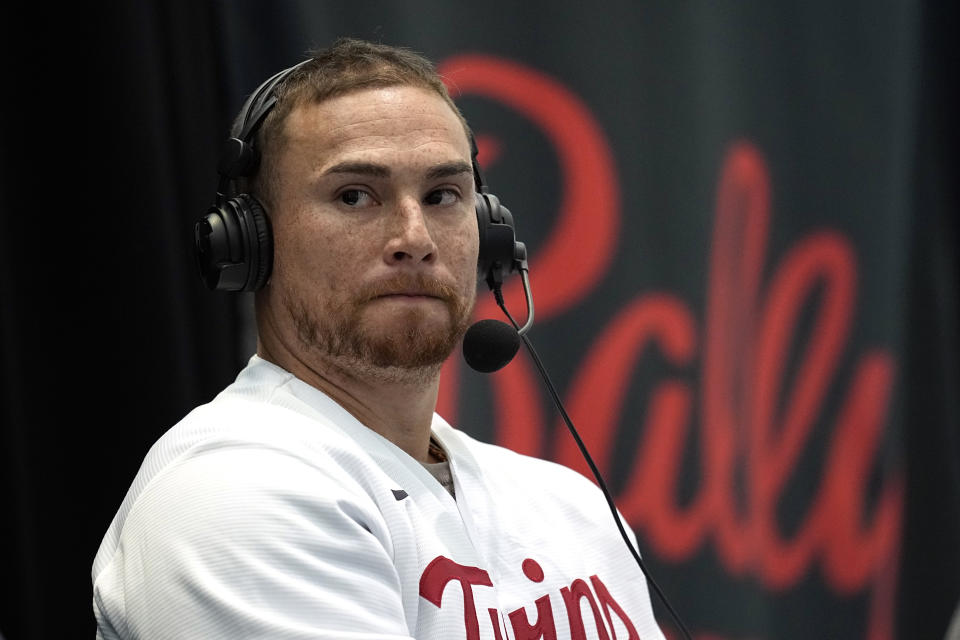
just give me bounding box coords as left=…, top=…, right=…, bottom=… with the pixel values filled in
left=92, top=356, right=665, bottom=639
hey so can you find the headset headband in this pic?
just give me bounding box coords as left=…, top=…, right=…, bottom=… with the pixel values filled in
left=220, top=58, right=486, bottom=193
left=233, top=60, right=313, bottom=143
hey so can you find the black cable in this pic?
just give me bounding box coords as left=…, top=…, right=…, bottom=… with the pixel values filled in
left=494, top=289, right=694, bottom=640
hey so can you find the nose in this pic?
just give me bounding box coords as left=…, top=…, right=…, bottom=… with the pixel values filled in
left=384, top=197, right=438, bottom=265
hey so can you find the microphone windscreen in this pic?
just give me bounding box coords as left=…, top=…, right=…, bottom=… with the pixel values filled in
left=462, top=319, right=521, bottom=373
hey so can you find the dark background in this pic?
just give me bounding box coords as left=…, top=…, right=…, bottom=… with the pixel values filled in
left=1, top=2, right=957, bottom=638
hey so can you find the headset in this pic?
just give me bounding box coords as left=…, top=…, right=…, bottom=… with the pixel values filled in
left=193, top=59, right=527, bottom=294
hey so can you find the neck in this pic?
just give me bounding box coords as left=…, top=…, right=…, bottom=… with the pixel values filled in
left=256, top=334, right=442, bottom=464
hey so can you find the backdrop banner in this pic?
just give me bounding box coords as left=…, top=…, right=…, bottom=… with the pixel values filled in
left=212, top=3, right=956, bottom=639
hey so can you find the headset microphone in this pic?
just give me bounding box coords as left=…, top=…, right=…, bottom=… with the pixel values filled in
left=473, top=258, right=695, bottom=640
left=462, top=320, right=520, bottom=373
left=463, top=253, right=534, bottom=374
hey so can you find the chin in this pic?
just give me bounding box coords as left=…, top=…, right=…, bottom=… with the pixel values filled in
left=358, top=309, right=465, bottom=368
left=363, top=327, right=456, bottom=368
left=288, top=292, right=471, bottom=377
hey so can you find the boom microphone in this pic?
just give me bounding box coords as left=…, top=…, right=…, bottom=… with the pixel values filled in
left=462, top=319, right=521, bottom=373
left=463, top=265, right=535, bottom=374
left=464, top=271, right=695, bottom=640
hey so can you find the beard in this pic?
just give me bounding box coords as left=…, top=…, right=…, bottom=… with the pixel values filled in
left=285, top=272, right=475, bottom=382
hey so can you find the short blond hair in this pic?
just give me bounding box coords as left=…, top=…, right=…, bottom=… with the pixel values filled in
left=236, top=38, right=469, bottom=209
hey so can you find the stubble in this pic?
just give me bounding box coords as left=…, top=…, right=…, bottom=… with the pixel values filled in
left=285, top=272, right=475, bottom=385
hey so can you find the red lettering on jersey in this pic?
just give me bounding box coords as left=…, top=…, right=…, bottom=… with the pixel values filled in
left=591, top=575, right=640, bottom=640
left=523, top=558, right=546, bottom=582
left=489, top=608, right=508, bottom=640
left=419, top=556, right=494, bottom=640
left=419, top=556, right=636, bottom=639
left=561, top=578, right=611, bottom=640
left=509, top=594, right=558, bottom=640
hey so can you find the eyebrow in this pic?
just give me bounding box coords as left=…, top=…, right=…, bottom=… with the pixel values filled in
left=322, top=161, right=390, bottom=178
left=424, top=161, right=474, bottom=181
left=320, top=160, right=473, bottom=181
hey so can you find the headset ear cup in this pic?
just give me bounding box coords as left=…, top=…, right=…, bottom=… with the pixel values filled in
left=234, top=194, right=273, bottom=292
left=475, top=191, right=518, bottom=289
left=194, top=201, right=245, bottom=291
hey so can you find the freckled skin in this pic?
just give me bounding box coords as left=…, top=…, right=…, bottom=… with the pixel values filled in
left=254, top=86, right=480, bottom=461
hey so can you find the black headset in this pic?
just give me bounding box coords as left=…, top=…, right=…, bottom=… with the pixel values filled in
left=194, top=59, right=526, bottom=293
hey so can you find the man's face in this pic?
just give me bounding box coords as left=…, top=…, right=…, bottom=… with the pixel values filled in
left=260, top=85, right=479, bottom=379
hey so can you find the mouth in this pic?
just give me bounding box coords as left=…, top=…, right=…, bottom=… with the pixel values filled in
left=377, top=290, right=442, bottom=298
left=362, top=275, right=457, bottom=305
left=374, top=291, right=446, bottom=303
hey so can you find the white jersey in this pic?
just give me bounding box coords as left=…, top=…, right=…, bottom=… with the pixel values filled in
left=92, top=355, right=666, bottom=640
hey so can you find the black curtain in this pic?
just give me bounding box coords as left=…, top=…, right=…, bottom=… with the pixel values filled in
left=899, top=0, right=960, bottom=636
left=0, top=4, right=243, bottom=638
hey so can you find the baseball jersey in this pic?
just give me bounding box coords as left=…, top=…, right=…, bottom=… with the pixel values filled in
left=92, top=355, right=667, bottom=639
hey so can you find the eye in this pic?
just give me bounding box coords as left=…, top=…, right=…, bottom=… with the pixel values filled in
left=424, top=188, right=460, bottom=206
left=339, top=189, right=376, bottom=207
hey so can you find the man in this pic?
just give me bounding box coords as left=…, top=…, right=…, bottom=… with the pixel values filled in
left=92, top=38, right=666, bottom=640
